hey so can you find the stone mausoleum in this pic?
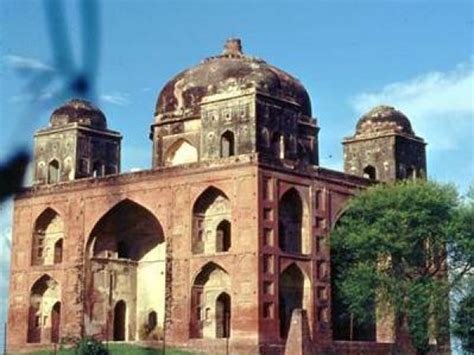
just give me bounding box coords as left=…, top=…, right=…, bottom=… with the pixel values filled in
left=7, top=39, right=433, bottom=354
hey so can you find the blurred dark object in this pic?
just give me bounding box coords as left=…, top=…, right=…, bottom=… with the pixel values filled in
left=0, top=151, right=30, bottom=203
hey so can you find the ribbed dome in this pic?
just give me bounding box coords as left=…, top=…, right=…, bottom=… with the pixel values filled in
left=50, top=99, right=107, bottom=129
left=155, top=38, right=311, bottom=119
left=355, top=105, right=414, bottom=136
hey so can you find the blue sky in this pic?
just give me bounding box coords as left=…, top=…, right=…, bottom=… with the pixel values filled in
left=0, top=0, right=473, bottom=350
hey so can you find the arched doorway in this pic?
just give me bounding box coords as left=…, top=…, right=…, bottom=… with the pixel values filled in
left=51, top=302, right=61, bottom=343
left=87, top=199, right=166, bottom=341
left=279, top=264, right=308, bottom=338
left=216, top=292, right=231, bottom=338
left=114, top=300, right=126, bottom=341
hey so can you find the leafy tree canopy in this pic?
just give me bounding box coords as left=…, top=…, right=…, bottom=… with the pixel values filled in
left=331, top=180, right=473, bottom=354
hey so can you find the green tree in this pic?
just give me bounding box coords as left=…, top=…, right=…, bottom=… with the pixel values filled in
left=453, top=289, right=474, bottom=354
left=331, top=181, right=473, bottom=354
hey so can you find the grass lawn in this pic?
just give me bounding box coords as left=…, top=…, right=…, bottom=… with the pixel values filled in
left=30, top=343, right=199, bottom=355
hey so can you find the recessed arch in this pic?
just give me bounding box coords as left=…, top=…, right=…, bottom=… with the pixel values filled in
left=164, top=138, right=198, bottom=166
left=190, top=262, right=231, bottom=339
left=48, top=159, right=60, bottom=184
left=192, top=187, right=231, bottom=255
left=27, top=274, right=60, bottom=344
left=278, top=188, right=305, bottom=254
left=279, top=263, right=311, bottom=339
left=220, top=130, right=235, bottom=158
left=363, top=165, right=377, bottom=180
left=86, top=199, right=166, bottom=341
left=32, top=208, right=64, bottom=266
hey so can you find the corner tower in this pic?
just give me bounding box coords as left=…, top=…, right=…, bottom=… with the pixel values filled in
left=343, top=105, right=426, bottom=182
left=33, top=99, right=122, bottom=184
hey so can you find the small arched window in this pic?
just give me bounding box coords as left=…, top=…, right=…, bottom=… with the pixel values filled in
left=54, top=239, right=63, bottom=264
left=48, top=160, right=60, bottom=184
left=220, top=131, right=235, bottom=158
left=216, top=220, right=231, bottom=252
left=363, top=165, right=377, bottom=180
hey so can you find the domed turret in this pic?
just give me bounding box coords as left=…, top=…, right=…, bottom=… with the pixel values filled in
left=150, top=39, right=318, bottom=168
left=355, top=105, right=413, bottom=137
left=34, top=98, right=121, bottom=185
left=343, top=105, right=426, bottom=182
left=50, top=99, right=107, bottom=129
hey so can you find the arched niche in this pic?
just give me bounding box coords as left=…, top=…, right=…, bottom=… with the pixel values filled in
left=164, top=139, right=198, bottom=166
left=32, top=208, right=64, bottom=266
left=27, top=275, right=61, bottom=344
left=220, top=131, right=235, bottom=158
left=192, top=187, right=231, bottom=255
left=48, top=160, right=60, bottom=184
left=278, top=188, right=309, bottom=254
left=190, top=263, right=231, bottom=339
left=86, top=199, right=166, bottom=341
left=278, top=264, right=311, bottom=338
left=363, top=165, right=377, bottom=180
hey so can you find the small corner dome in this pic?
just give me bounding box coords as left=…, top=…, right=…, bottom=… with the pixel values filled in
left=355, top=105, right=414, bottom=136
left=50, top=99, right=107, bottom=129
left=155, top=38, right=312, bottom=120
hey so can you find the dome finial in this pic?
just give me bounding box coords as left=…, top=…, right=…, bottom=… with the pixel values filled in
left=223, top=38, right=243, bottom=56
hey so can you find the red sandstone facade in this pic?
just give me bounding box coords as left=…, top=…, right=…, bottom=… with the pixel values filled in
left=7, top=39, right=430, bottom=354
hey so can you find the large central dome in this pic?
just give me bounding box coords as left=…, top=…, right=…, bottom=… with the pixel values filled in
left=155, top=38, right=311, bottom=119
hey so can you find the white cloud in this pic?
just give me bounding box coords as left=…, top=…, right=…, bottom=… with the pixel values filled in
left=101, top=92, right=131, bottom=106
left=351, top=61, right=474, bottom=151
left=3, top=54, right=54, bottom=73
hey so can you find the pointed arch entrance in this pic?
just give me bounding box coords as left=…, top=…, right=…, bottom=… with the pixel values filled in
left=87, top=199, right=166, bottom=341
